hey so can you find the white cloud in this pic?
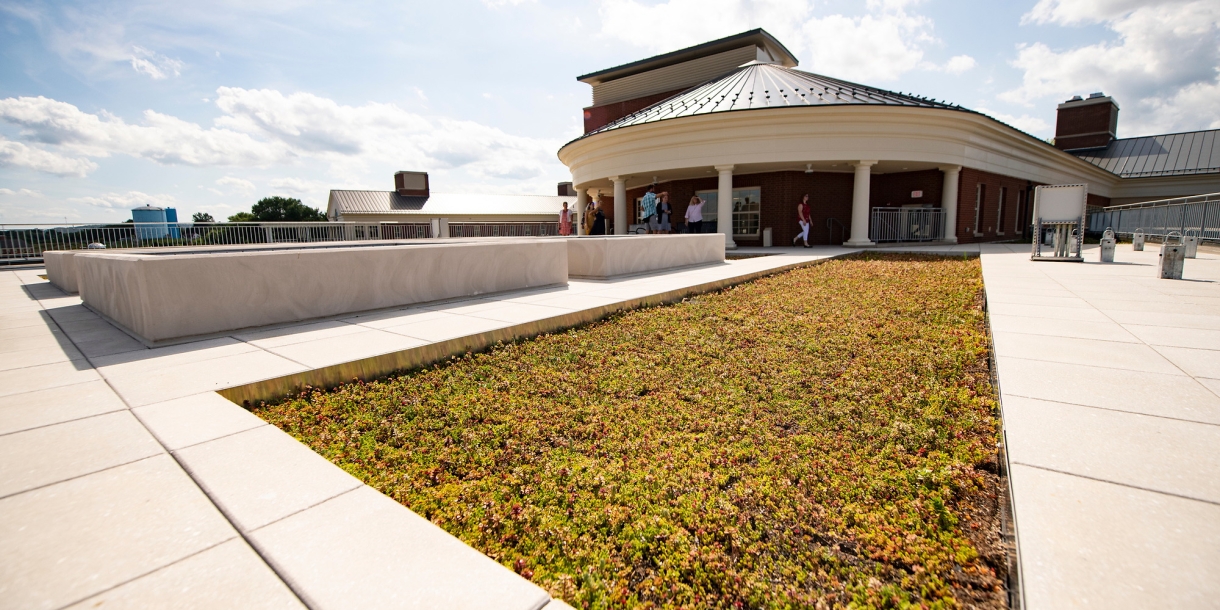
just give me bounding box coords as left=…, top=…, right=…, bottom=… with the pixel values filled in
left=801, top=1, right=936, bottom=82
left=597, top=0, right=953, bottom=83
left=1002, top=0, right=1220, bottom=135
left=69, top=190, right=177, bottom=210
left=0, top=95, right=288, bottom=166
left=1023, top=0, right=1148, bottom=25
left=268, top=177, right=325, bottom=194
left=973, top=107, right=1052, bottom=135
left=0, top=188, right=44, bottom=197
left=129, top=45, right=184, bottom=80
left=0, top=88, right=564, bottom=192
left=215, top=176, right=256, bottom=194
left=0, top=137, right=98, bottom=176
left=482, top=0, right=536, bottom=7
left=597, top=0, right=810, bottom=56
left=942, top=55, right=976, bottom=75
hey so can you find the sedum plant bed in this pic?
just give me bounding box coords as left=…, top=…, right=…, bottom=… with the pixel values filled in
left=256, top=254, right=1007, bottom=609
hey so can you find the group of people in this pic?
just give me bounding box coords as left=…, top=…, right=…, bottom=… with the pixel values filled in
left=560, top=186, right=819, bottom=244
left=557, top=184, right=709, bottom=237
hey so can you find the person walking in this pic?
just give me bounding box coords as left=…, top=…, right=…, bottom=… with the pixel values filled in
left=590, top=202, right=607, bottom=235
left=584, top=199, right=597, bottom=234
left=657, top=192, right=673, bottom=234
left=792, top=194, right=812, bottom=248
left=559, top=201, right=573, bottom=236
left=685, top=195, right=705, bottom=234
left=640, top=185, right=666, bottom=234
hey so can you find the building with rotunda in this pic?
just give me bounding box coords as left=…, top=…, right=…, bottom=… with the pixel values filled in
left=558, top=29, right=1220, bottom=248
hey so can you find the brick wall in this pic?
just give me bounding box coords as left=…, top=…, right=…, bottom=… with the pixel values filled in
left=1055, top=101, right=1118, bottom=150
left=869, top=169, right=944, bottom=209
left=583, top=88, right=687, bottom=133
left=956, top=169, right=1043, bottom=244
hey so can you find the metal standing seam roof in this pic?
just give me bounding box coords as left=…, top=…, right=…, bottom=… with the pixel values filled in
left=328, top=191, right=574, bottom=216
left=578, top=62, right=973, bottom=139
left=1068, top=129, right=1220, bottom=178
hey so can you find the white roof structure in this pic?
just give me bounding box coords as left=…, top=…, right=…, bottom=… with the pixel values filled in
left=327, top=191, right=575, bottom=221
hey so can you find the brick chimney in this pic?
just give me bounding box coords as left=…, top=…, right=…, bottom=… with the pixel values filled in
left=394, top=171, right=429, bottom=197
left=557, top=182, right=576, bottom=196
left=1055, top=93, right=1119, bottom=150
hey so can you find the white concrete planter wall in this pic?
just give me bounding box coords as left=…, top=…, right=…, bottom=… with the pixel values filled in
left=75, top=240, right=568, bottom=345
left=567, top=233, right=725, bottom=279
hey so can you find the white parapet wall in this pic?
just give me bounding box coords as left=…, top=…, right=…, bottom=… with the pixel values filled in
left=44, top=250, right=80, bottom=294
left=566, top=234, right=725, bottom=279
left=75, top=239, right=568, bottom=345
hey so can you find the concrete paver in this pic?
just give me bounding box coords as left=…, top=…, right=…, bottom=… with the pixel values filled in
left=175, top=425, right=363, bottom=532
left=1010, top=465, right=1220, bottom=610
left=0, top=380, right=128, bottom=436
left=63, top=538, right=305, bottom=610
left=133, top=392, right=269, bottom=451
left=249, top=486, right=552, bottom=610
left=0, top=411, right=163, bottom=498
left=0, top=455, right=239, bottom=610
left=1003, top=396, right=1220, bottom=503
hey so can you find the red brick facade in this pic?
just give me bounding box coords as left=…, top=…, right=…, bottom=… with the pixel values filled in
left=955, top=168, right=1039, bottom=244
left=1055, top=100, right=1119, bottom=151
left=583, top=89, right=687, bottom=133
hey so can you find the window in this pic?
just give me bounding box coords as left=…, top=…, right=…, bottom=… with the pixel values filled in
left=997, top=187, right=1007, bottom=234
left=973, top=184, right=985, bottom=235
left=695, top=187, right=762, bottom=237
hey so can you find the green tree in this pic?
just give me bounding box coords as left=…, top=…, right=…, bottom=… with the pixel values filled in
left=227, top=211, right=256, bottom=222
left=192, top=212, right=216, bottom=222
left=248, top=196, right=326, bottom=221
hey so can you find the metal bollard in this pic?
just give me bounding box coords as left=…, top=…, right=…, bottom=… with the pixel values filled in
left=1099, top=228, right=1116, bottom=263
left=1183, top=234, right=1199, bottom=258
left=1132, top=230, right=1144, bottom=251
left=1159, top=242, right=1185, bottom=279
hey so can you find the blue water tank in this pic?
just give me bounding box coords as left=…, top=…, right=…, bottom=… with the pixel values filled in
left=132, top=206, right=169, bottom=241
left=164, top=207, right=180, bottom=238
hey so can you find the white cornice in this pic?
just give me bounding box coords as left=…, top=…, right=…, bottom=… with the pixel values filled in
left=559, top=106, right=1123, bottom=195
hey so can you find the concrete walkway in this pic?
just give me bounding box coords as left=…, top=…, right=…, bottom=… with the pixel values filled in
left=2, top=242, right=1217, bottom=608
left=982, top=243, right=1220, bottom=608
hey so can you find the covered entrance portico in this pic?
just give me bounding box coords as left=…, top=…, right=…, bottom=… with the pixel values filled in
left=567, top=155, right=965, bottom=249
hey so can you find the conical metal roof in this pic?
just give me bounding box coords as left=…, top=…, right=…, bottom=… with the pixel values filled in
left=580, top=62, right=971, bottom=139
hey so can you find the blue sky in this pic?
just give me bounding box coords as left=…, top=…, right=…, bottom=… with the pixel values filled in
left=1, top=0, right=1217, bottom=223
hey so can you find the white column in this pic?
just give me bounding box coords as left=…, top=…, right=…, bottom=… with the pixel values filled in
left=574, top=187, right=588, bottom=236
left=845, top=160, right=877, bottom=246
left=610, top=176, right=627, bottom=235
left=939, top=165, right=961, bottom=244
left=715, top=164, right=736, bottom=249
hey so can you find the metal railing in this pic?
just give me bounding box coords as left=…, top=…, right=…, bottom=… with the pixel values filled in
left=1087, top=192, right=1220, bottom=241
left=826, top=217, right=845, bottom=244
left=869, top=208, right=947, bottom=242
left=448, top=222, right=561, bottom=238
left=0, top=221, right=436, bottom=264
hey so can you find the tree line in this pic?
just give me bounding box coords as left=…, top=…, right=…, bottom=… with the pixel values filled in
left=190, top=197, right=326, bottom=223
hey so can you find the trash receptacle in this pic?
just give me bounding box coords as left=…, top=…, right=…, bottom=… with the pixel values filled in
left=1184, top=233, right=1199, bottom=258
left=1160, top=241, right=1185, bottom=280
left=763, top=227, right=772, bottom=248
left=1100, top=228, right=1116, bottom=263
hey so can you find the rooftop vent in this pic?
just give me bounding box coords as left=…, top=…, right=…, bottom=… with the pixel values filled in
left=394, top=171, right=429, bottom=197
